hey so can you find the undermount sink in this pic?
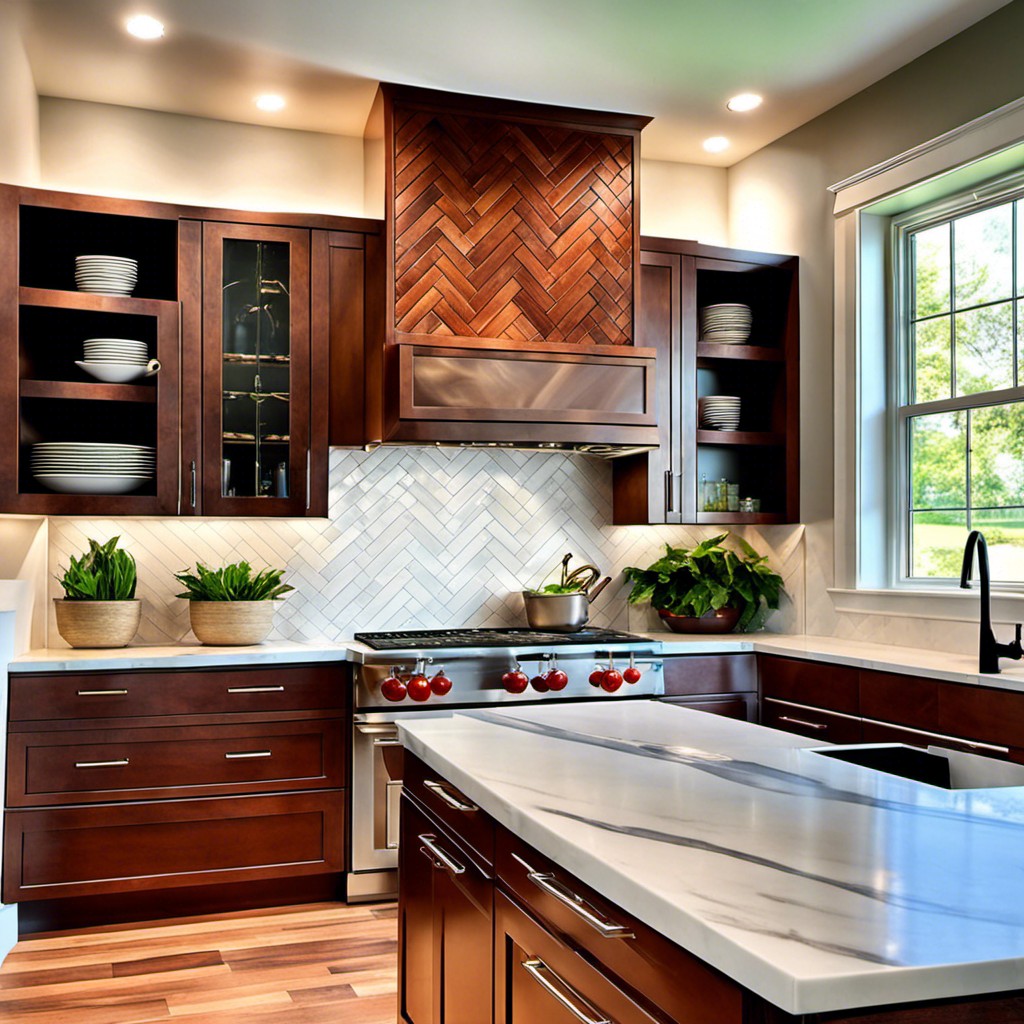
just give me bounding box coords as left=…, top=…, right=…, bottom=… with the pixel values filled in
left=810, top=743, right=1024, bottom=790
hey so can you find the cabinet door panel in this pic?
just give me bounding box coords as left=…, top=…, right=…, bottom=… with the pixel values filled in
left=759, top=655, right=859, bottom=714
left=938, top=683, right=1024, bottom=750
left=495, top=891, right=662, bottom=1024
left=399, top=795, right=438, bottom=1024
left=661, top=694, right=755, bottom=721
left=663, top=653, right=756, bottom=695
left=859, top=671, right=938, bottom=731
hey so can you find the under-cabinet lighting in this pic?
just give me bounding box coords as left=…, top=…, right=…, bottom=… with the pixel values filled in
left=702, top=136, right=730, bottom=153
left=255, top=94, right=286, bottom=112
left=726, top=93, right=762, bottom=112
left=125, top=14, right=165, bottom=40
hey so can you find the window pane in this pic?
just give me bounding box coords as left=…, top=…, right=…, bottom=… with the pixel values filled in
left=954, top=301, right=1014, bottom=395
left=913, top=224, right=950, bottom=318
left=912, top=317, right=951, bottom=402
left=972, top=508, right=1024, bottom=582
left=910, top=411, right=966, bottom=509
left=970, top=402, right=1024, bottom=509
left=954, top=204, right=1013, bottom=309
left=911, top=511, right=967, bottom=578
left=1017, top=199, right=1024, bottom=297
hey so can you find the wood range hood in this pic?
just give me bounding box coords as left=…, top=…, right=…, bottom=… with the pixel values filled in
left=364, top=84, right=658, bottom=458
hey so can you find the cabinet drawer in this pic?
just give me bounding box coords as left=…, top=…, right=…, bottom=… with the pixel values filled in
left=938, top=683, right=1024, bottom=750
left=759, top=655, right=859, bottom=714
left=661, top=694, right=755, bottom=720
left=404, top=751, right=495, bottom=867
left=860, top=720, right=1011, bottom=759
left=662, top=654, right=756, bottom=696
left=496, top=831, right=743, bottom=1024
left=7, top=719, right=345, bottom=806
left=9, top=664, right=346, bottom=723
left=3, top=790, right=344, bottom=903
left=859, top=671, right=938, bottom=730
left=761, top=698, right=863, bottom=743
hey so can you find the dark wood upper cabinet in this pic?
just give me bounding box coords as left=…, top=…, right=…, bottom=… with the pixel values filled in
left=0, top=183, right=381, bottom=517
left=614, top=238, right=800, bottom=525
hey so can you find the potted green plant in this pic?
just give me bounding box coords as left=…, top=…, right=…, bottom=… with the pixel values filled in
left=623, top=533, right=784, bottom=634
left=54, top=536, right=140, bottom=648
left=175, top=561, right=293, bottom=646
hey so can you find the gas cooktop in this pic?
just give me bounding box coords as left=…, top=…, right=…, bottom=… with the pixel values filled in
left=354, top=627, right=650, bottom=651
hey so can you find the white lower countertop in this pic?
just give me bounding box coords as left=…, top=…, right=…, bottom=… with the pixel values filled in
left=398, top=702, right=1024, bottom=1015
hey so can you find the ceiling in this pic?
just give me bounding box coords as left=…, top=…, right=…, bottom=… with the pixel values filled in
left=19, top=0, right=1013, bottom=165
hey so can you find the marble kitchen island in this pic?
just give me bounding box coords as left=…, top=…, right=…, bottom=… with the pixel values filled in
left=398, top=702, right=1024, bottom=1019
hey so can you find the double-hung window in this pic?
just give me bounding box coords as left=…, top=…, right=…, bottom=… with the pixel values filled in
left=895, top=183, right=1024, bottom=584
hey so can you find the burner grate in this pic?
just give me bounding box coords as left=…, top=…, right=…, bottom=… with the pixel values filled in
left=354, top=627, right=649, bottom=651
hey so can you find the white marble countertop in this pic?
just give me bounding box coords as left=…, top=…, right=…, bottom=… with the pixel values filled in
left=399, top=702, right=1024, bottom=1015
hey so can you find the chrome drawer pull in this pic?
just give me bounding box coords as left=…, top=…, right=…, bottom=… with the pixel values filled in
left=224, top=750, right=272, bottom=759
left=373, top=738, right=404, bottom=747
left=778, top=715, right=828, bottom=732
left=521, top=959, right=610, bottom=1024
left=515, top=856, right=633, bottom=938
left=423, top=779, right=477, bottom=812
left=227, top=685, right=285, bottom=693
left=417, top=833, right=466, bottom=876
left=76, top=689, right=128, bottom=697
left=75, top=759, right=129, bottom=769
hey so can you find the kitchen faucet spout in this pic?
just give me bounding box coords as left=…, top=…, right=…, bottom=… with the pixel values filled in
left=960, top=530, right=1023, bottom=674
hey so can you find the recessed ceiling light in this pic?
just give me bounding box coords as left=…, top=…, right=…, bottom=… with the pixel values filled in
left=255, top=94, right=286, bottom=112
left=727, top=93, right=762, bottom=113
left=125, top=14, right=165, bottom=40
left=702, top=136, right=730, bottom=154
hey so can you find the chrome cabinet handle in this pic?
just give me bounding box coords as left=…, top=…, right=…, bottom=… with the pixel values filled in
left=778, top=715, right=828, bottom=732
left=190, top=458, right=197, bottom=509
left=417, top=833, right=465, bottom=875
left=423, top=779, right=477, bottom=812
left=306, top=449, right=311, bottom=511
left=224, top=750, right=271, bottom=759
left=76, top=689, right=128, bottom=697
left=664, top=469, right=674, bottom=512
left=75, top=758, right=129, bottom=769
left=227, top=685, right=284, bottom=693
left=520, top=959, right=610, bottom=1024
left=373, top=738, right=404, bottom=747
left=515, top=855, right=633, bottom=938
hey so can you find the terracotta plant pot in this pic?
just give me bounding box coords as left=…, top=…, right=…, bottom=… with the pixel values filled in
left=656, top=606, right=742, bottom=634
left=54, top=598, right=141, bottom=648
left=187, top=601, right=278, bottom=646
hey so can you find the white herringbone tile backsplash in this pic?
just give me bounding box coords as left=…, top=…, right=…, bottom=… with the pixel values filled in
left=47, top=447, right=805, bottom=645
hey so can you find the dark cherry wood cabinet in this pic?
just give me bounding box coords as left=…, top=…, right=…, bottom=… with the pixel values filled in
left=614, top=239, right=799, bottom=525
left=759, top=654, right=1022, bottom=759
left=3, top=662, right=349, bottom=930
left=660, top=653, right=757, bottom=721
left=399, top=766, right=495, bottom=1024
left=0, top=182, right=381, bottom=517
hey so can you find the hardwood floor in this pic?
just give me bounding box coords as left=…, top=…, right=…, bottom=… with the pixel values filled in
left=0, top=902, right=398, bottom=1023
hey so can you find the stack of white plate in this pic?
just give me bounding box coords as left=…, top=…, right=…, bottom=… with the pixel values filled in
left=76, top=338, right=150, bottom=383
left=699, top=303, right=752, bottom=343
left=698, top=395, right=741, bottom=430
left=30, top=442, right=155, bottom=494
left=75, top=255, right=138, bottom=296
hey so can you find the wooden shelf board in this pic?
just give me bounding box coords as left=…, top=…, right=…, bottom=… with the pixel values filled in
left=696, top=512, right=787, bottom=525
left=19, top=286, right=176, bottom=315
left=20, top=379, right=157, bottom=403
left=696, top=342, right=783, bottom=363
left=696, top=429, right=785, bottom=446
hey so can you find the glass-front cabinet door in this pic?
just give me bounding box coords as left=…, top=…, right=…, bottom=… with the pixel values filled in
left=201, top=223, right=311, bottom=515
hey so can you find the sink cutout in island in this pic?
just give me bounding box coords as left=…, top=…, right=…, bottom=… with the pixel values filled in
left=811, top=743, right=1024, bottom=790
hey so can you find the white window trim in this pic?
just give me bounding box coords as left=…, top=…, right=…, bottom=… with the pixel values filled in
left=830, top=95, right=1024, bottom=624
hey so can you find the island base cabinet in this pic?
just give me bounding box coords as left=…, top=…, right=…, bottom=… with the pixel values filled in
left=495, top=891, right=663, bottom=1024
left=399, top=791, right=493, bottom=1024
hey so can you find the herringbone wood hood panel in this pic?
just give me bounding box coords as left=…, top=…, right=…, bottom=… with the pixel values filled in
left=388, top=90, right=643, bottom=346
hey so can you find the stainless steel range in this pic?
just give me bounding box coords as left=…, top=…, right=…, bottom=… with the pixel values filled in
left=347, top=627, right=662, bottom=900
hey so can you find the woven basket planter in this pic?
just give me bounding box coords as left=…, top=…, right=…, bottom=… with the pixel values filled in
left=187, top=601, right=277, bottom=646
left=54, top=599, right=141, bottom=648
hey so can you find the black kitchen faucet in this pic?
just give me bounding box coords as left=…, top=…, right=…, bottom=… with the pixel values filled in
left=960, top=530, right=1023, bottom=674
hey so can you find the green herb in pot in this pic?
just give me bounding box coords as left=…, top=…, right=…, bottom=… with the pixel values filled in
left=174, top=561, right=293, bottom=601
left=58, top=536, right=137, bottom=600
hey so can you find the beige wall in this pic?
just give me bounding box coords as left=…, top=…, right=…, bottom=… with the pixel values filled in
left=38, top=97, right=365, bottom=215
left=727, top=0, right=1024, bottom=649
left=640, top=159, right=728, bottom=244
left=0, top=1, right=40, bottom=185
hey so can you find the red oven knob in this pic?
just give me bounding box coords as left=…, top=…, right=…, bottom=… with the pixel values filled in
left=530, top=673, right=550, bottom=692
left=600, top=669, right=624, bottom=693
left=406, top=674, right=432, bottom=702
left=623, top=666, right=642, bottom=684
left=380, top=675, right=407, bottom=702
left=547, top=668, right=568, bottom=691
left=588, top=668, right=604, bottom=687
left=430, top=670, right=453, bottom=696
left=502, top=669, right=529, bottom=693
